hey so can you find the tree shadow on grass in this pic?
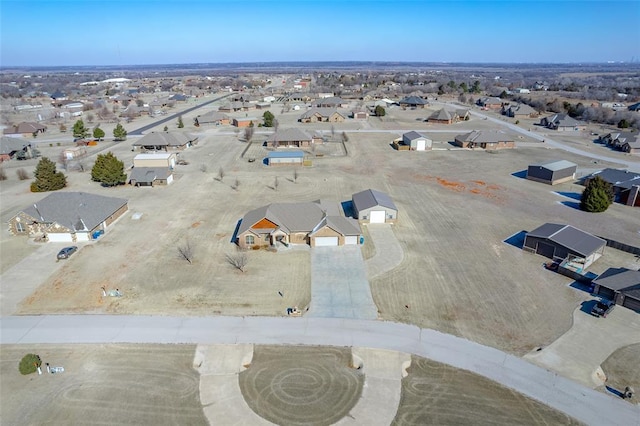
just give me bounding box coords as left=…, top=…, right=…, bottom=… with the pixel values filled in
left=558, top=200, right=581, bottom=210
left=553, top=191, right=582, bottom=201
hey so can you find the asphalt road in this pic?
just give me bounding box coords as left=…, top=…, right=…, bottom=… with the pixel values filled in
left=1, top=315, right=638, bottom=426
left=128, top=93, right=232, bottom=136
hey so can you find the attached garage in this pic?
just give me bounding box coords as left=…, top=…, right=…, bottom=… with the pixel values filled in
left=345, top=236, right=359, bottom=245
left=47, top=232, right=74, bottom=243
left=314, top=236, right=338, bottom=246
left=592, top=268, right=640, bottom=313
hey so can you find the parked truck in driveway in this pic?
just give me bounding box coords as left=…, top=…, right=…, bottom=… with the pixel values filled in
left=591, top=300, right=615, bottom=318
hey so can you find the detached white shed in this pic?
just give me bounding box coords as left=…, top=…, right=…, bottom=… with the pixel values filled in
left=402, top=131, right=432, bottom=151
left=352, top=189, right=398, bottom=224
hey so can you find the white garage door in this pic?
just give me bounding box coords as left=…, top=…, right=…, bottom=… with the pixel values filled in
left=315, top=237, right=338, bottom=246
left=369, top=210, right=386, bottom=223
left=416, top=139, right=426, bottom=151
left=345, top=236, right=358, bottom=245
left=47, top=233, right=73, bottom=243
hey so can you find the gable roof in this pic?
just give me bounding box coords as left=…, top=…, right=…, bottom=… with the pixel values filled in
left=590, top=168, right=640, bottom=190
left=18, top=192, right=128, bottom=232
left=455, top=130, right=514, bottom=144
left=428, top=108, right=453, bottom=121
left=544, top=113, right=583, bottom=127
left=593, top=268, right=640, bottom=299
left=530, top=160, right=577, bottom=172
left=0, top=136, right=28, bottom=155
left=399, top=96, right=427, bottom=105
left=300, top=107, right=343, bottom=119
left=3, top=122, right=46, bottom=134
left=509, top=103, right=537, bottom=115
left=132, top=132, right=196, bottom=147
left=197, top=111, right=229, bottom=122
left=238, top=202, right=326, bottom=235
left=129, top=167, right=172, bottom=183
left=526, top=223, right=606, bottom=257
left=310, top=216, right=361, bottom=237
left=403, top=131, right=427, bottom=141
left=265, top=128, right=312, bottom=143
left=352, top=189, right=397, bottom=212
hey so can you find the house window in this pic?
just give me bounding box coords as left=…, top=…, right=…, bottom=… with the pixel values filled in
left=245, top=235, right=255, bottom=245
left=15, top=222, right=25, bottom=233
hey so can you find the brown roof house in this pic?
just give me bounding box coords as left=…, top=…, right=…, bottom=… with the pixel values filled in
left=592, top=268, right=640, bottom=312
left=265, top=128, right=313, bottom=148
left=453, top=130, right=515, bottom=150
left=427, top=108, right=468, bottom=124
left=299, top=108, right=345, bottom=123
left=236, top=200, right=361, bottom=249
left=132, top=132, right=198, bottom=151
left=8, top=192, right=128, bottom=242
left=3, top=122, right=47, bottom=137
left=195, top=111, right=230, bottom=126
left=503, top=103, right=539, bottom=118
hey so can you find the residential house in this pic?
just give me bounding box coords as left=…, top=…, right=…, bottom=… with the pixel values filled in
left=592, top=268, right=640, bottom=312
left=265, top=128, right=313, bottom=148
left=315, top=96, right=346, bottom=108
left=478, top=97, right=503, bottom=109
left=523, top=223, right=606, bottom=270
left=8, top=192, right=128, bottom=242
left=453, top=130, right=515, bottom=150
left=299, top=108, right=345, bottom=123
left=427, top=108, right=469, bottom=124
left=236, top=200, right=361, bottom=249
left=3, top=122, right=47, bottom=137
left=195, top=111, right=230, bottom=126
left=600, top=131, right=639, bottom=154
left=526, top=160, right=577, bottom=185
left=585, top=168, right=640, bottom=207
left=129, top=167, right=174, bottom=186
left=540, top=114, right=586, bottom=131
left=132, top=131, right=198, bottom=151
left=0, top=136, right=30, bottom=161
left=232, top=117, right=258, bottom=127
left=398, top=96, right=428, bottom=109
left=352, top=189, right=398, bottom=224
left=504, top=103, right=539, bottom=118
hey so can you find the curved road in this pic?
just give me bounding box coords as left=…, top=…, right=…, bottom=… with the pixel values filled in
left=1, top=315, right=638, bottom=426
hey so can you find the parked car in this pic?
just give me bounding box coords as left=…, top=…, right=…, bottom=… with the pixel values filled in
left=56, top=246, right=78, bottom=260
left=591, top=300, right=615, bottom=318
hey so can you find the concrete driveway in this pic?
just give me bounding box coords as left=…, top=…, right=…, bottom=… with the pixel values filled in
left=307, top=246, right=378, bottom=320
left=364, top=224, right=404, bottom=279
left=524, top=302, right=640, bottom=387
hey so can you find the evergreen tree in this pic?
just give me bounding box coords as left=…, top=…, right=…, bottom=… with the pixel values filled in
left=91, top=152, right=127, bottom=187
left=93, top=126, right=105, bottom=141
left=31, top=157, right=66, bottom=192
left=72, top=119, right=89, bottom=140
left=113, top=123, right=127, bottom=141
left=177, top=115, right=184, bottom=128
left=580, top=176, right=614, bottom=213
left=262, top=111, right=275, bottom=127
left=374, top=105, right=386, bottom=117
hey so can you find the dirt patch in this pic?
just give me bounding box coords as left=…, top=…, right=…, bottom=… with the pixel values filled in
left=599, top=343, right=640, bottom=399
left=0, top=344, right=207, bottom=425
left=392, top=355, right=581, bottom=425
left=239, top=345, right=363, bottom=426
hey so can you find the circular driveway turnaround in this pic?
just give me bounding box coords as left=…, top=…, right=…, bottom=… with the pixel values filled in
left=239, top=346, right=363, bottom=426
left=1, top=315, right=638, bottom=426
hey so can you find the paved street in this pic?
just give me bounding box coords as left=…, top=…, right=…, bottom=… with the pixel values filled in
left=1, top=315, right=638, bottom=426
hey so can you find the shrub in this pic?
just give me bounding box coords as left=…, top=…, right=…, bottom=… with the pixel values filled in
left=16, top=168, right=29, bottom=180
left=0, top=167, right=7, bottom=181
left=19, top=353, right=41, bottom=375
left=580, top=176, right=614, bottom=213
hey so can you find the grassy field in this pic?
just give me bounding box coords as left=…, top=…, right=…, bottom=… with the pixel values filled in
left=599, top=343, right=640, bottom=399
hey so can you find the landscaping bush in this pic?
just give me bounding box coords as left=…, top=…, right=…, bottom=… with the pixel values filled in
left=19, top=353, right=41, bottom=375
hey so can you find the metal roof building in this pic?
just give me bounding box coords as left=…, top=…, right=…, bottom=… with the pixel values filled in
left=526, top=160, right=577, bottom=185
left=592, top=268, right=640, bottom=312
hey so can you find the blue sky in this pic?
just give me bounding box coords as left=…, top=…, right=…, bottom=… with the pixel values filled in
left=1, top=0, right=639, bottom=66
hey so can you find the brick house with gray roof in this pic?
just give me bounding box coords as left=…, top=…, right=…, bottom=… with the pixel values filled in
left=8, top=192, right=128, bottom=242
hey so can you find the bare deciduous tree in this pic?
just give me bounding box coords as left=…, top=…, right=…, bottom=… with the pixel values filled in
left=273, top=118, right=279, bottom=133
left=200, top=164, right=207, bottom=173
left=0, top=167, right=7, bottom=181
left=243, top=126, right=255, bottom=142
left=232, top=177, right=240, bottom=191
left=226, top=251, right=248, bottom=272
left=274, top=176, right=279, bottom=191
left=217, top=167, right=225, bottom=181
left=16, top=168, right=29, bottom=180
left=177, top=240, right=194, bottom=264
left=293, top=169, right=298, bottom=183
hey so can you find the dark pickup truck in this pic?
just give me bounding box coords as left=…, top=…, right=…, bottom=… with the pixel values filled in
left=591, top=300, right=615, bottom=318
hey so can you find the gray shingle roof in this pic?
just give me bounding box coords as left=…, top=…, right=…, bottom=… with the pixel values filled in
left=19, top=192, right=128, bottom=231
left=591, top=168, right=640, bottom=190
left=238, top=202, right=326, bottom=235
left=129, top=167, right=171, bottom=183
left=265, top=128, right=312, bottom=143
left=196, top=111, right=229, bottom=123
left=352, top=189, right=397, bottom=212
left=527, top=223, right=606, bottom=257
left=133, top=132, right=196, bottom=147
left=399, top=96, right=428, bottom=105
left=403, top=131, right=426, bottom=141
left=428, top=108, right=453, bottom=121
left=310, top=216, right=361, bottom=237
left=455, top=130, right=513, bottom=144
left=530, top=160, right=577, bottom=172
left=0, top=136, right=28, bottom=155
left=593, top=268, right=640, bottom=299
left=299, top=107, right=343, bottom=119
